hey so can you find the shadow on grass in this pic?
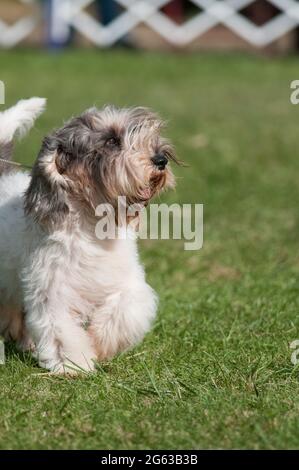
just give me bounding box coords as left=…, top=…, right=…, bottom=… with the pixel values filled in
left=3, top=341, right=38, bottom=368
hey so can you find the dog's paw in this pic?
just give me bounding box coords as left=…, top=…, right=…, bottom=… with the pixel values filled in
left=37, top=358, right=96, bottom=376
left=54, top=362, right=94, bottom=376
left=17, top=335, right=35, bottom=353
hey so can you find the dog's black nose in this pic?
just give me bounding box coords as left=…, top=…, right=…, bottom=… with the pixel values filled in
left=151, top=154, right=168, bottom=170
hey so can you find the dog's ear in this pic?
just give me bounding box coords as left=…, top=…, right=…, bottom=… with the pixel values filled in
left=24, top=135, right=70, bottom=228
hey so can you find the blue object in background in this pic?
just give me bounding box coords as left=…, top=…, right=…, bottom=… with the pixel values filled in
left=44, top=0, right=132, bottom=49
left=44, top=0, right=72, bottom=49
left=97, top=0, right=132, bottom=47
left=98, top=0, right=119, bottom=26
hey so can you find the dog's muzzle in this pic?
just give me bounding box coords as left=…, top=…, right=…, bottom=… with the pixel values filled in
left=151, top=153, right=168, bottom=171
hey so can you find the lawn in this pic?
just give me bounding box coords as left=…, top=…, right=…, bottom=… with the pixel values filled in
left=1, top=49, right=299, bottom=450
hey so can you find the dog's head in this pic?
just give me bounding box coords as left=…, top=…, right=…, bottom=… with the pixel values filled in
left=24, top=106, right=179, bottom=228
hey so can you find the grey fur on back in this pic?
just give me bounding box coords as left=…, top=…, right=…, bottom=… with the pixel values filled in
left=0, top=142, right=13, bottom=175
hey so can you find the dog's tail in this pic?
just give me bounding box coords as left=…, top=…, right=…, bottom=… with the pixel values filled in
left=0, top=97, right=46, bottom=173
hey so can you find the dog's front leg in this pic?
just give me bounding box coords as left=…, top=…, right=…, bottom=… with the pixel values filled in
left=22, top=252, right=97, bottom=374
left=24, top=300, right=97, bottom=374
left=89, top=282, right=157, bottom=361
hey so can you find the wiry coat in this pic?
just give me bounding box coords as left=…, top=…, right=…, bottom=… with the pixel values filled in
left=0, top=98, right=176, bottom=373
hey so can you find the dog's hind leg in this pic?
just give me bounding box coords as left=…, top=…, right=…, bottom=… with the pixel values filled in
left=0, top=304, right=34, bottom=351
left=0, top=304, right=23, bottom=341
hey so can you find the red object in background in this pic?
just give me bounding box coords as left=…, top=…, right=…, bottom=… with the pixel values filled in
left=163, top=0, right=184, bottom=24
left=241, top=0, right=280, bottom=26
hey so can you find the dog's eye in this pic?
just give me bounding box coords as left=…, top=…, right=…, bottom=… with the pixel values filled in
left=105, top=137, right=120, bottom=148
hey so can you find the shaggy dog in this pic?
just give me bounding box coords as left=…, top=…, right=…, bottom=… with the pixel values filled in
left=0, top=98, right=177, bottom=374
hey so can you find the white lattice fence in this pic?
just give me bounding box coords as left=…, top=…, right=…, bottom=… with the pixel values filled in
left=1, top=0, right=299, bottom=48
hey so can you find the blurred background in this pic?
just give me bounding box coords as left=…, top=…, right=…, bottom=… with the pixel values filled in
left=0, top=0, right=299, bottom=53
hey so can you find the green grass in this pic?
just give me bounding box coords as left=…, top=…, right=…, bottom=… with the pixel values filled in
left=1, top=49, right=299, bottom=449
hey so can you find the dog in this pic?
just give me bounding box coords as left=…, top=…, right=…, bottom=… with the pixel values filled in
left=0, top=98, right=177, bottom=374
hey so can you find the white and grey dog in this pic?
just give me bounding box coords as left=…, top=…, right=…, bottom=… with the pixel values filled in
left=0, top=98, right=177, bottom=374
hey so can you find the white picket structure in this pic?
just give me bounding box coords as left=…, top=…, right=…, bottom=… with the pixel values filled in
left=1, top=0, right=299, bottom=48
left=0, top=0, right=38, bottom=48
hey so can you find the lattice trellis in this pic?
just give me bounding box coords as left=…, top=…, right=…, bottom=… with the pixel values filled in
left=1, top=0, right=299, bottom=48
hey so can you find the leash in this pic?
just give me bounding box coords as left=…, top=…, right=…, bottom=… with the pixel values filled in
left=0, top=158, right=32, bottom=170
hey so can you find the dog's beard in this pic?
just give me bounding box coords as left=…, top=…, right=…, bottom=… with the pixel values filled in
left=111, top=165, right=174, bottom=206
left=92, top=148, right=175, bottom=208
left=136, top=171, right=171, bottom=204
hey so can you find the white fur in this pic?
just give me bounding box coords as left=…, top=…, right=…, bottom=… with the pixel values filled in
left=0, top=99, right=157, bottom=374
left=0, top=97, right=46, bottom=144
